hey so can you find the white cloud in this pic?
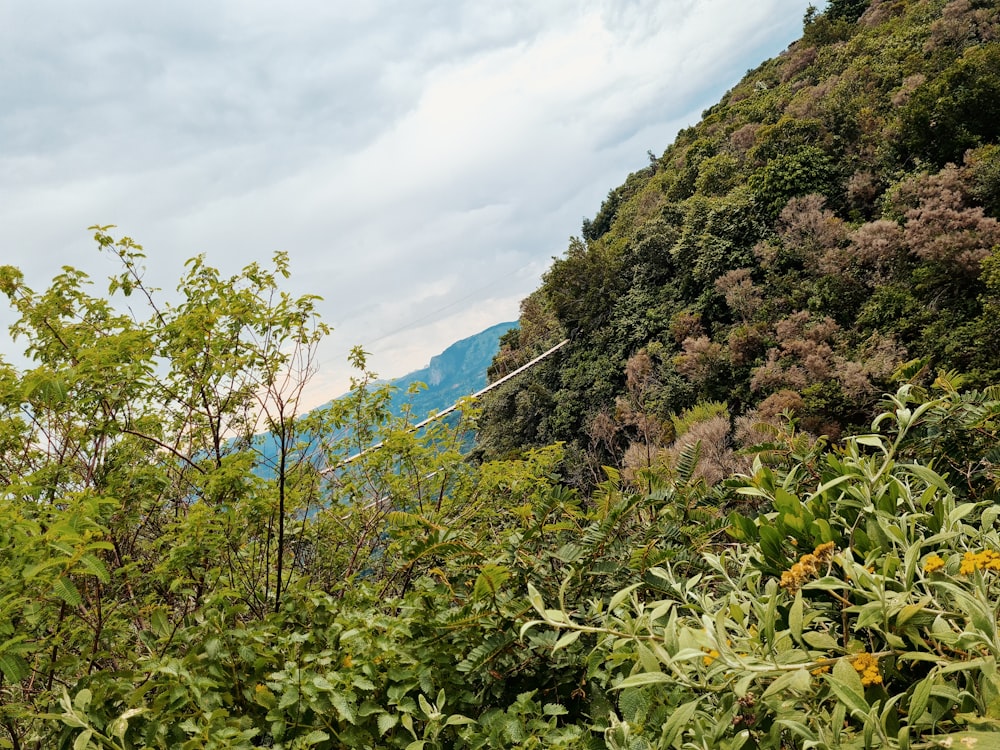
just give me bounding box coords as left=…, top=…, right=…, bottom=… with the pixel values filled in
left=0, top=0, right=814, bottom=406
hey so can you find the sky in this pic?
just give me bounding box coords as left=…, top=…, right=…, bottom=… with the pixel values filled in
left=1, top=0, right=815, bottom=408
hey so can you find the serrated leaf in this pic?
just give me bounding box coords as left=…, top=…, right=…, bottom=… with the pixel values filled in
left=0, top=653, right=30, bottom=682
left=53, top=576, right=82, bottom=607
left=278, top=687, right=299, bottom=709
left=302, top=730, right=330, bottom=745
left=332, top=692, right=356, bottom=724
left=377, top=713, right=399, bottom=736
left=313, top=675, right=335, bottom=691
left=77, top=553, right=110, bottom=583
left=352, top=675, right=376, bottom=691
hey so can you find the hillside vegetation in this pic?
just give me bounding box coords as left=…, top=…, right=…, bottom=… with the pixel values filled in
left=477, top=0, right=1000, bottom=486
left=1, top=1, right=999, bottom=748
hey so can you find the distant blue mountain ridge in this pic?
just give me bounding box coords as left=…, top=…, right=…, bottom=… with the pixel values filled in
left=253, top=320, right=517, bottom=471
left=379, top=320, right=517, bottom=422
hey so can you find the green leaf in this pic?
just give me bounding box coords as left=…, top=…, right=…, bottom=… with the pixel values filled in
left=77, top=553, right=110, bottom=583
left=810, top=473, right=855, bottom=500
left=377, top=713, right=399, bottom=736
left=802, top=631, right=840, bottom=650
left=552, top=630, right=581, bottom=652
left=609, top=583, right=642, bottom=611
left=73, top=729, right=94, bottom=750
left=526, top=583, right=545, bottom=615
left=52, top=576, right=82, bottom=607
left=827, top=658, right=869, bottom=718
left=0, top=653, right=30, bottom=683
left=332, top=692, right=356, bottom=724
left=302, top=730, right=330, bottom=745
left=108, top=708, right=145, bottom=740
left=278, top=687, right=299, bottom=709
left=762, top=669, right=811, bottom=699
left=614, top=672, right=673, bottom=690
left=73, top=689, right=92, bottom=713
left=150, top=608, right=170, bottom=637
left=789, top=592, right=804, bottom=644
left=896, top=598, right=932, bottom=628
left=660, top=699, right=699, bottom=747
left=909, top=676, right=934, bottom=725
left=928, top=731, right=1000, bottom=749
left=312, top=675, right=335, bottom=691
left=855, top=435, right=887, bottom=450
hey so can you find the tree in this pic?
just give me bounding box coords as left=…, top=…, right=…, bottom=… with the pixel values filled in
left=0, top=228, right=333, bottom=743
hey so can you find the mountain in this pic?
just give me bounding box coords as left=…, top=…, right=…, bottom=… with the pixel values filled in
left=254, top=320, right=517, bottom=472
left=476, top=0, right=1000, bottom=483
left=384, top=320, right=518, bottom=421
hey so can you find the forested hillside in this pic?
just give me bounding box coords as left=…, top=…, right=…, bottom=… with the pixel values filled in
left=477, top=0, right=1000, bottom=487
left=1, top=1, right=1000, bottom=748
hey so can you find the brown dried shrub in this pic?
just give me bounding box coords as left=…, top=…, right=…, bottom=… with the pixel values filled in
left=715, top=268, right=763, bottom=321
left=778, top=195, right=849, bottom=271
left=665, top=414, right=748, bottom=485
left=890, top=74, right=926, bottom=108
left=728, top=324, right=767, bottom=367
left=675, top=336, right=726, bottom=385
left=729, top=123, right=759, bottom=153
left=669, top=310, right=704, bottom=344
left=903, top=190, right=1000, bottom=274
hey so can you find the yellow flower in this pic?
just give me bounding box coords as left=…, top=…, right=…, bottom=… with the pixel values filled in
left=960, top=549, right=1000, bottom=575
left=923, top=554, right=945, bottom=574
left=851, top=652, right=882, bottom=686
left=810, top=665, right=831, bottom=675
left=703, top=648, right=720, bottom=666
left=814, top=541, right=836, bottom=563
left=780, top=542, right=837, bottom=594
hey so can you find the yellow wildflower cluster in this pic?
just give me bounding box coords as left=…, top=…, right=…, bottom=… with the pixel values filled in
left=780, top=541, right=836, bottom=594
left=702, top=648, right=720, bottom=666
left=851, top=652, right=882, bottom=686
left=923, top=554, right=946, bottom=573
left=959, top=549, right=1000, bottom=575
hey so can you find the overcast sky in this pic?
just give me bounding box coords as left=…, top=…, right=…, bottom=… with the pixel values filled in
left=1, top=0, right=814, bottom=407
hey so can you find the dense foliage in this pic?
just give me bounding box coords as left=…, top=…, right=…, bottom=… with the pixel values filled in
left=475, top=0, right=1000, bottom=487
left=2, top=235, right=999, bottom=749
left=3, top=2, right=1000, bottom=748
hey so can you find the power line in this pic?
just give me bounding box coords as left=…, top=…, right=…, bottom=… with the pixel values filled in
left=321, top=337, right=569, bottom=474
